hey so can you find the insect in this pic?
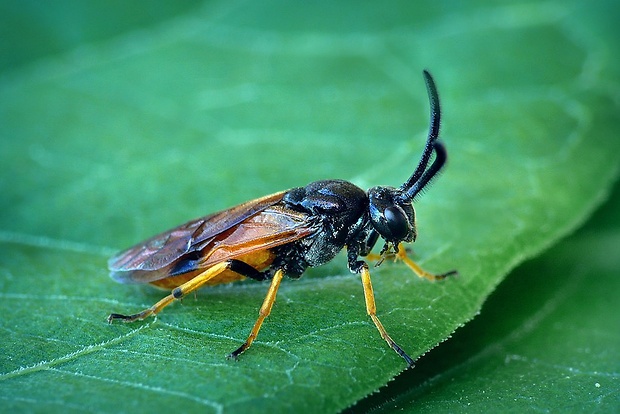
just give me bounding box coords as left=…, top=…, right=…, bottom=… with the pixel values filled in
left=108, top=70, right=456, bottom=367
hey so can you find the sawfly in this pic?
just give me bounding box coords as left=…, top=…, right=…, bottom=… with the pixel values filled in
left=108, top=70, right=456, bottom=367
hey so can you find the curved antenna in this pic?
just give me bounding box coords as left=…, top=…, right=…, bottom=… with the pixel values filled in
left=399, top=70, right=443, bottom=198
left=403, top=140, right=447, bottom=200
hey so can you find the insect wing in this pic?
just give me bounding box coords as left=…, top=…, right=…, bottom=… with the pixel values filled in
left=111, top=204, right=317, bottom=284
left=109, top=191, right=286, bottom=282
left=195, top=204, right=317, bottom=268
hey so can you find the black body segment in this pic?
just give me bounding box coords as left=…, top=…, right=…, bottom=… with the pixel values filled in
left=281, top=180, right=369, bottom=272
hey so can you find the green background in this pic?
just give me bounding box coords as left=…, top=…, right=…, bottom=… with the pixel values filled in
left=1, top=1, right=618, bottom=412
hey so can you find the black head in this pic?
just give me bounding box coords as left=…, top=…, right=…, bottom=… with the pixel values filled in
left=367, top=70, right=447, bottom=250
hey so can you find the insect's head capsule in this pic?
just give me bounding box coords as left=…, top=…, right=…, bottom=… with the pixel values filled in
left=367, top=186, right=416, bottom=244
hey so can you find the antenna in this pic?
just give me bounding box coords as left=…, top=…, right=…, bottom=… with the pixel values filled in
left=399, top=70, right=446, bottom=201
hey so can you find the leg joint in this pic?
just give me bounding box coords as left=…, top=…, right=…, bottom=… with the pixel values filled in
left=172, top=287, right=183, bottom=299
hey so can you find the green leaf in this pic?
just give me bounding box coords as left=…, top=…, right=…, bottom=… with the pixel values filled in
left=1, top=1, right=618, bottom=412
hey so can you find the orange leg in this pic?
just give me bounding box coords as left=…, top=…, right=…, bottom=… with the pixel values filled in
left=395, top=245, right=457, bottom=281
left=108, top=261, right=238, bottom=323
left=228, top=268, right=284, bottom=359
left=109, top=262, right=285, bottom=360
left=368, top=243, right=457, bottom=281
left=360, top=263, right=414, bottom=367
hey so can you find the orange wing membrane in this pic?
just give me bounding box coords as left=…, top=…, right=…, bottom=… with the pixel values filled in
left=109, top=191, right=315, bottom=284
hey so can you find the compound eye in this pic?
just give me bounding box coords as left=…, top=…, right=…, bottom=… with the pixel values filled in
left=384, top=206, right=410, bottom=240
